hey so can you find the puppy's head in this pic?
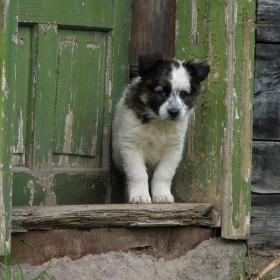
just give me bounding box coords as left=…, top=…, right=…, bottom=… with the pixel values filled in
left=136, top=54, right=210, bottom=122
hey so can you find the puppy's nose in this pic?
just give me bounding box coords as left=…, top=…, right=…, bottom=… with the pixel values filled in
left=167, top=108, right=180, bottom=118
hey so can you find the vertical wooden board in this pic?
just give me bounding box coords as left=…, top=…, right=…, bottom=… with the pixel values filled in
left=109, top=0, right=132, bottom=202
left=53, top=29, right=107, bottom=162
left=226, top=0, right=255, bottom=238
left=0, top=0, right=19, bottom=253
left=110, top=0, right=132, bottom=112
left=174, top=0, right=227, bottom=217
left=175, top=0, right=255, bottom=239
left=129, top=0, right=175, bottom=67
left=33, top=24, right=59, bottom=171
left=13, top=26, right=31, bottom=165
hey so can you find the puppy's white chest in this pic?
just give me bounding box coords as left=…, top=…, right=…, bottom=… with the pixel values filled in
left=134, top=120, right=186, bottom=167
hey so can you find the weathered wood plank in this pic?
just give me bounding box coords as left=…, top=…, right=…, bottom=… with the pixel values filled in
left=0, top=0, right=20, bottom=254
left=256, top=0, right=280, bottom=43
left=249, top=194, right=280, bottom=249
left=175, top=0, right=255, bottom=239
left=254, top=44, right=280, bottom=95
left=12, top=203, right=213, bottom=232
left=252, top=141, right=280, bottom=193
left=251, top=193, right=280, bottom=207
left=253, top=44, right=280, bottom=140
left=11, top=227, right=214, bottom=265
left=129, top=0, right=175, bottom=68
left=253, top=90, right=280, bottom=140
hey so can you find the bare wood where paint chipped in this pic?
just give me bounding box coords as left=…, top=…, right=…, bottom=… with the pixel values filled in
left=12, top=203, right=213, bottom=232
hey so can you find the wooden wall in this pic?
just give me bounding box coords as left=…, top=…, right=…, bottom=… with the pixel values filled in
left=250, top=0, right=280, bottom=251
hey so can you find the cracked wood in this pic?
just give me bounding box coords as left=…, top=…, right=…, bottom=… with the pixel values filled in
left=12, top=203, right=213, bottom=232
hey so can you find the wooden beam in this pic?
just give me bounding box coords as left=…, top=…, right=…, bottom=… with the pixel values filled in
left=12, top=203, right=213, bottom=232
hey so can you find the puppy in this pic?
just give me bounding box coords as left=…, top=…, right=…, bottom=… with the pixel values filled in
left=112, top=54, right=210, bottom=204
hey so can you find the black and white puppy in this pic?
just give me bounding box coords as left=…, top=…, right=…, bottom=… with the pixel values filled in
left=112, top=54, right=210, bottom=204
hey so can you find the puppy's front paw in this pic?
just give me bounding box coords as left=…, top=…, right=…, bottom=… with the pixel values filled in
left=129, top=195, right=152, bottom=204
left=152, top=195, right=174, bottom=204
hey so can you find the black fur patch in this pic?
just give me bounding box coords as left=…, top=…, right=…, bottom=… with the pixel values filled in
left=182, top=60, right=210, bottom=110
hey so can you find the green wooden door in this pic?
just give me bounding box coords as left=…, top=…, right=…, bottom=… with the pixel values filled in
left=11, top=0, right=131, bottom=207
left=0, top=0, right=131, bottom=252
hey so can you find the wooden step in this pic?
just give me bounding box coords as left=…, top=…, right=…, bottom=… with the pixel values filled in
left=12, top=203, right=213, bottom=233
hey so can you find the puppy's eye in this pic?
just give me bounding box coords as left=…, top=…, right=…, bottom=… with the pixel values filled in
left=156, top=90, right=166, bottom=97
left=180, top=90, right=189, bottom=98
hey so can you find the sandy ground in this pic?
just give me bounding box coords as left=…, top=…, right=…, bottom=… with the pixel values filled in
left=19, top=238, right=247, bottom=280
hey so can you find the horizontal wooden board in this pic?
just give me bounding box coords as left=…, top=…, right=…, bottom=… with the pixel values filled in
left=251, top=193, right=280, bottom=207
left=18, top=0, right=114, bottom=29
left=249, top=194, right=280, bottom=249
left=256, top=0, right=280, bottom=43
left=253, top=90, right=280, bottom=140
left=252, top=141, right=280, bottom=193
left=254, top=43, right=280, bottom=95
left=12, top=203, right=213, bottom=232
left=11, top=227, right=214, bottom=265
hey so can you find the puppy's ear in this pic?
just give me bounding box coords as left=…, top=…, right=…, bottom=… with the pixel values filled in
left=183, top=61, right=210, bottom=82
left=138, top=53, right=164, bottom=78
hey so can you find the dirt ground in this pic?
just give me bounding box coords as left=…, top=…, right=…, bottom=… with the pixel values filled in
left=20, top=238, right=247, bottom=280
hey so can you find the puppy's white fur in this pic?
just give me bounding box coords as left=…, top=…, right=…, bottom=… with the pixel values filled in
left=112, top=63, right=192, bottom=204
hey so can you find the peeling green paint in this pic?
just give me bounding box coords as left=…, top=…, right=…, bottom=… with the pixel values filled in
left=174, top=0, right=227, bottom=211
left=0, top=0, right=19, bottom=253
left=175, top=0, right=255, bottom=239
left=12, top=172, right=107, bottom=206
left=0, top=0, right=131, bottom=242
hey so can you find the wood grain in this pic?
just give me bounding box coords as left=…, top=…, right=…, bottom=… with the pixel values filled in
left=12, top=203, right=213, bottom=233
left=254, top=43, right=280, bottom=95
left=253, top=90, right=280, bottom=140
left=249, top=194, right=280, bottom=249
left=129, top=0, right=175, bottom=68
left=253, top=43, right=280, bottom=140
left=250, top=0, right=280, bottom=252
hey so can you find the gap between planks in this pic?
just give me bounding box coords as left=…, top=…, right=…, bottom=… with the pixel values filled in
left=12, top=203, right=213, bottom=233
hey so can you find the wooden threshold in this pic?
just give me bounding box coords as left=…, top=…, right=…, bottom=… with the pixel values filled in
left=12, top=203, right=213, bottom=233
